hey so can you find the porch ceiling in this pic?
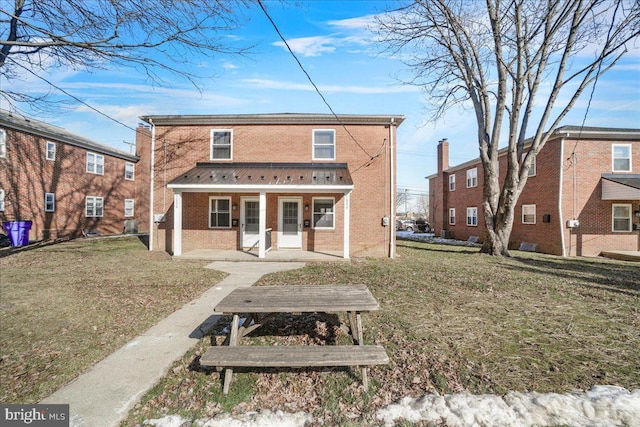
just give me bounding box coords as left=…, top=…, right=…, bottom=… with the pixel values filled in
left=168, top=162, right=354, bottom=193
left=601, top=174, right=640, bottom=200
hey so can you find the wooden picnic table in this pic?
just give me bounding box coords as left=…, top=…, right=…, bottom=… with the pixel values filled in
left=200, top=284, right=388, bottom=394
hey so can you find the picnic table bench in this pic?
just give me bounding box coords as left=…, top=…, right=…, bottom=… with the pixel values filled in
left=200, top=284, right=388, bottom=394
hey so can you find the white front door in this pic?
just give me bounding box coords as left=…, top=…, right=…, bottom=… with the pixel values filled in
left=278, top=197, right=302, bottom=249
left=241, top=197, right=260, bottom=249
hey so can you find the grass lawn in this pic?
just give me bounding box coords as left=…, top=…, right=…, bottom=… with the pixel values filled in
left=122, top=240, right=639, bottom=426
left=0, top=236, right=225, bottom=403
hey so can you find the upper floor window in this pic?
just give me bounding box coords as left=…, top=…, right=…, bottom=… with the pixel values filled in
left=466, top=167, right=478, bottom=188
left=125, top=162, right=135, bottom=180
left=313, top=198, right=335, bottom=229
left=522, top=204, right=536, bottom=224
left=86, top=196, right=104, bottom=217
left=449, top=174, right=456, bottom=191
left=0, top=129, right=6, bottom=158
left=210, top=129, right=232, bottom=160
left=45, top=193, right=55, bottom=212
left=612, top=204, right=632, bottom=232
left=0, top=189, right=5, bottom=211
left=466, top=207, right=478, bottom=226
left=612, top=144, right=631, bottom=172
left=313, top=129, right=335, bottom=160
left=124, top=199, right=135, bottom=217
left=449, top=208, right=456, bottom=225
left=87, top=152, right=104, bottom=175
left=46, top=141, right=56, bottom=161
left=522, top=152, right=536, bottom=177
left=209, top=197, right=231, bottom=228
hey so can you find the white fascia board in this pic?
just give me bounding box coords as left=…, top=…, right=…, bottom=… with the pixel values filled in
left=167, top=183, right=354, bottom=193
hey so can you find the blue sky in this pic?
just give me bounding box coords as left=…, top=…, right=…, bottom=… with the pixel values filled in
left=8, top=1, right=640, bottom=208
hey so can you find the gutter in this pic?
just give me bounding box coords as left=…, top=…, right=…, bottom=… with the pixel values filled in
left=148, top=118, right=156, bottom=252
left=390, top=118, right=396, bottom=258
left=558, top=137, right=566, bottom=257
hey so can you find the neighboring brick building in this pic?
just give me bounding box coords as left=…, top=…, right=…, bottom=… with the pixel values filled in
left=428, top=126, right=640, bottom=256
left=0, top=109, right=145, bottom=242
left=138, top=113, right=404, bottom=258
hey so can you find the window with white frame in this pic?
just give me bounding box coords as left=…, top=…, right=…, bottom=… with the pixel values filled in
left=449, top=208, right=456, bottom=225
left=86, top=196, right=104, bottom=217
left=466, top=207, right=478, bottom=226
left=0, top=189, right=5, bottom=211
left=313, top=129, right=335, bottom=160
left=125, top=162, right=135, bottom=180
left=46, top=141, right=56, bottom=161
left=210, top=129, right=232, bottom=160
left=612, top=204, right=632, bottom=232
left=466, top=167, right=478, bottom=187
left=449, top=174, right=456, bottom=191
left=313, top=198, right=335, bottom=229
left=612, top=144, right=632, bottom=172
left=209, top=197, right=231, bottom=228
left=87, top=152, right=104, bottom=175
left=0, top=129, right=6, bottom=158
left=522, top=152, right=536, bottom=177
left=45, top=193, right=55, bottom=212
left=522, top=204, right=536, bottom=224
left=124, top=199, right=135, bottom=217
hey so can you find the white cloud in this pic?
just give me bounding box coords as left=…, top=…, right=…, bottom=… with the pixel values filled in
left=241, top=78, right=420, bottom=95
left=327, top=14, right=379, bottom=30
left=273, top=36, right=337, bottom=57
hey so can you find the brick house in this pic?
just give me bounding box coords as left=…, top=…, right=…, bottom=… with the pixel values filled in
left=137, top=113, right=404, bottom=258
left=0, top=109, right=145, bottom=242
left=428, top=126, right=640, bottom=256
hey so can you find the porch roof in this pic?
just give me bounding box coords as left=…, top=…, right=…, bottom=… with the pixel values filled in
left=601, top=174, right=640, bottom=200
left=168, top=162, right=354, bottom=193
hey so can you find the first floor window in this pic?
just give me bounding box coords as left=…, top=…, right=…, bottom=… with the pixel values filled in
left=86, top=196, right=104, bottom=217
left=45, top=193, right=55, bottom=212
left=449, top=208, right=456, bottom=225
left=466, top=207, right=478, bottom=226
left=0, top=189, right=4, bottom=211
left=313, top=198, right=335, bottom=229
left=522, top=204, right=536, bottom=224
left=124, top=199, right=135, bottom=217
left=46, top=141, right=56, bottom=161
left=209, top=197, right=231, bottom=228
left=466, top=168, right=478, bottom=187
left=125, top=162, right=135, bottom=180
left=612, top=204, right=632, bottom=232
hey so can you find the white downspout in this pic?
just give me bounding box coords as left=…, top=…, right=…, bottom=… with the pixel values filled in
left=389, top=119, right=396, bottom=258
left=148, top=118, right=156, bottom=251
left=558, top=137, right=566, bottom=257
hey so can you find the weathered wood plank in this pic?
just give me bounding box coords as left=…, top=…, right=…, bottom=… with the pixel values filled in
left=214, top=285, right=380, bottom=313
left=200, top=345, right=389, bottom=368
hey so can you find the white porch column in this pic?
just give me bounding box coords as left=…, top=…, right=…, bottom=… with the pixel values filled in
left=343, top=191, right=351, bottom=259
left=258, top=191, right=267, bottom=258
left=173, top=191, right=182, bottom=256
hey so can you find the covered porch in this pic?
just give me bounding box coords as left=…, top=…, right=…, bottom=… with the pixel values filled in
left=176, top=248, right=349, bottom=262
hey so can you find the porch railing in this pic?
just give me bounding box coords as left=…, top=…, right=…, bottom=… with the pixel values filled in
left=265, top=228, right=273, bottom=252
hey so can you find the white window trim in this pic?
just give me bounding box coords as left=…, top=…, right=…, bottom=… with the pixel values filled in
left=612, top=203, right=632, bottom=232
left=449, top=174, right=456, bottom=191
left=522, top=152, right=536, bottom=177
left=612, top=144, right=632, bottom=172
left=124, top=199, right=135, bottom=217
left=46, top=141, right=56, bottom=161
left=86, top=196, right=104, bottom=217
left=86, top=152, right=105, bottom=175
left=466, top=168, right=478, bottom=188
left=0, top=129, right=6, bottom=158
left=45, top=192, right=55, bottom=212
left=209, top=196, right=232, bottom=229
left=466, top=207, right=478, bottom=226
left=312, top=129, right=336, bottom=161
left=125, top=162, right=135, bottom=181
left=210, top=129, right=233, bottom=161
left=449, top=208, right=456, bottom=225
left=0, top=189, right=5, bottom=211
left=312, top=197, right=336, bottom=230
left=522, top=204, right=536, bottom=224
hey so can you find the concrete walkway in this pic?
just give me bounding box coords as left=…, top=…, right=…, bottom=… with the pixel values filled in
left=41, top=261, right=306, bottom=427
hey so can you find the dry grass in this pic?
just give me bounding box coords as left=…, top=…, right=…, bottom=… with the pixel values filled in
left=123, top=240, right=639, bottom=426
left=0, top=236, right=225, bottom=403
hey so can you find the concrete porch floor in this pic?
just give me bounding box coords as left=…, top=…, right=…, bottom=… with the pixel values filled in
left=600, top=250, right=640, bottom=262
left=176, top=249, right=349, bottom=262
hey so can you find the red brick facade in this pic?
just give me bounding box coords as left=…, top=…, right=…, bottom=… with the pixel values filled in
left=429, top=127, right=640, bottom=256
left=137, top=114, right=403, bottom=258
left=0, top=111, right=144, bottom=242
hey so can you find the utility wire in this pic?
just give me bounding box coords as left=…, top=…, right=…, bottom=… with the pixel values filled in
left=257, top=0, right=377, bottom=162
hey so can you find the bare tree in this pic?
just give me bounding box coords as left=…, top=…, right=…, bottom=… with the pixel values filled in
left=1, top=0, right=252, bottom=108
left=378, top=0, right=640, bottom=255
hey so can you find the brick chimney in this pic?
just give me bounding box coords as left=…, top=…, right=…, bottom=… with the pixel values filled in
left=437, top=138, right=449, bottom=173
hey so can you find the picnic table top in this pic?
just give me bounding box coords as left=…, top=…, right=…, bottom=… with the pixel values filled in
left=214, top=284, right=380, bottom=313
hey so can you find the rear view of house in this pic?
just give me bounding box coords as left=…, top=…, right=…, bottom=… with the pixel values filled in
left=428, top=126, right=640, bottom=257
left=0, top=109, right=144, bottom=242
left=138, top=113, right=403, bottom=259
